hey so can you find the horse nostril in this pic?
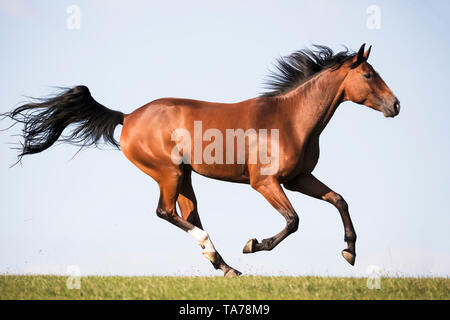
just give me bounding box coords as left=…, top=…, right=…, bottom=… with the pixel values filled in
left=393, top=100, right=400, bottom=114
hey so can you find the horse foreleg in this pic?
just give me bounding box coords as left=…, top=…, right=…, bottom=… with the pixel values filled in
left=284, top=173, right=357, bottom=266
left=243, top=177, right=299, bottom=253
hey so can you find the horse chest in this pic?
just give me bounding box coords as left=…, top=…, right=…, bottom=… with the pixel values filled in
left=302, top=140, right=320, bottom=173
left=279, top=137, right=320, bottom=180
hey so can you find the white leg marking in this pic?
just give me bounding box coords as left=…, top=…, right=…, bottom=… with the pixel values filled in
left=188, top=227, right=216, bottom=253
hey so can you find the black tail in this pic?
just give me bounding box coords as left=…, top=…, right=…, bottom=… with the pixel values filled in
left=2, top=85, right=123, bottom=162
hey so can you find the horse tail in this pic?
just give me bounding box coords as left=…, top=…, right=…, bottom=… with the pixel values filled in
left=2, top=85, right=123, bottom=162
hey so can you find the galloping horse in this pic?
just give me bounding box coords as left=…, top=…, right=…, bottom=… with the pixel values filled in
left=3, top=44, right=399, bottom=277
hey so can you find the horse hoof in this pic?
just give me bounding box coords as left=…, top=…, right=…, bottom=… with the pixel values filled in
left=341, top=249, right=356, bottom=266
left=242, top=238, right=258, bottom=254
left=225, top=269, right=242, bottom=278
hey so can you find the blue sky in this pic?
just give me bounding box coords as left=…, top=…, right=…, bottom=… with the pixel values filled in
left=1, top=0, right=449, bottom=277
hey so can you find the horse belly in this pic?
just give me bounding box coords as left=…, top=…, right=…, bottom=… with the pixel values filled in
left=190, top=163, right=250, bottom=183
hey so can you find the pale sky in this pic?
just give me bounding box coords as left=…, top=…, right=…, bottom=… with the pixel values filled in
left=1, top=0, right=449, bottom=277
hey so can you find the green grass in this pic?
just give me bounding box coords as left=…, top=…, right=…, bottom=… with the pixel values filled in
left=0, top=275, right=448, bottom=300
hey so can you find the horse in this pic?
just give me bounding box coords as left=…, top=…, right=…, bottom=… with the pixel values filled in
left=2, top=44, right=399, bottom=277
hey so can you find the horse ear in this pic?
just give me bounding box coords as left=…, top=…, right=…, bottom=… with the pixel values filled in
left=363, top=45, right=372, bottom=60
left=351, top=43, right=366, bottom=68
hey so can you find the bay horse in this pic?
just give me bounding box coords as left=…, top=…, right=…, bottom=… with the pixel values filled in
left=2, top=44, right=399, bottom=277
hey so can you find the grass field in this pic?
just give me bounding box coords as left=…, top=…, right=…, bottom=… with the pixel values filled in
left=0, top=275, right=448, bottom=300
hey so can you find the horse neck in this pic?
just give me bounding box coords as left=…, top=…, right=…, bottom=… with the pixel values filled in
left=276, top=68, right=347, bottom=140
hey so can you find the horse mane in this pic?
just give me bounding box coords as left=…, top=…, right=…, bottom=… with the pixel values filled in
left=261, top=45, right=356, bottom=97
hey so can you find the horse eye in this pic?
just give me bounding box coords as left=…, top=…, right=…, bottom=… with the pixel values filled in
left=364, top=73, right=372, bottom=79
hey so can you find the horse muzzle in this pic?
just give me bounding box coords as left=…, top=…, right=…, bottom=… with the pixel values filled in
left=383, top=98, right=400, bottom=118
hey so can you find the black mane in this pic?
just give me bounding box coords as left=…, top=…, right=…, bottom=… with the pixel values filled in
left=262, top=45, right=356, bottom=97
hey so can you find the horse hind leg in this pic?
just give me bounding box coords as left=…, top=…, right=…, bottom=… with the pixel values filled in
left=177, top=170, right=241, bottom=277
